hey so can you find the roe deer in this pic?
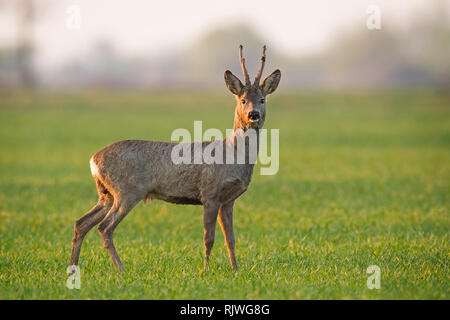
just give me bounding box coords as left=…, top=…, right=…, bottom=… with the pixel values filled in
left=69, top=45, right=281, bottom=272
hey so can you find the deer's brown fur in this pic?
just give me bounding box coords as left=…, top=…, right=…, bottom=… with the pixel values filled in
left=69, top=46, right=281, bottom=272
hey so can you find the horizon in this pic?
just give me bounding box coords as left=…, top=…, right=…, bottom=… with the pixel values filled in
left=0, top=0, right=434, bottom=69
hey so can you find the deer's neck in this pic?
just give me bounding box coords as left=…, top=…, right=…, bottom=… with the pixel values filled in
left=225, top=109, right=261, bottom=167
left=233, top=109, right=246, bottom=132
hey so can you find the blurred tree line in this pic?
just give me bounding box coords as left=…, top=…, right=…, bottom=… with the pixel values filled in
left=0, top=0, right=449, bottom=90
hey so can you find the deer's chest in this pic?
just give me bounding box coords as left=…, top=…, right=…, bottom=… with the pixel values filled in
left=219, top=178, right=248, bottom=204
left=219, top=165, right=254, bottom=203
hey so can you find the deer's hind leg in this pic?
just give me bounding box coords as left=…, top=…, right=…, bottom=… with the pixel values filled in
left=97, top=194, right=141, bottom=272
left=69, top=193, right=113, bottom=267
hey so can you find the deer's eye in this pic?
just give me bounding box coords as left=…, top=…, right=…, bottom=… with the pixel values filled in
left=241, top=99, right=246, bottom=104
left=260, top=98, right=265, bottom=104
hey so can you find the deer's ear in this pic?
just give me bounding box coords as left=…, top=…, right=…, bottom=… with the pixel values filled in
left=224, top=70, right=244, bottom=95
left=261, top=69, right=281, bottom=95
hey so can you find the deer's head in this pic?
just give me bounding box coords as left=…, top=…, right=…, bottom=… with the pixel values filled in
left=225, top=45, right=281, bottom=130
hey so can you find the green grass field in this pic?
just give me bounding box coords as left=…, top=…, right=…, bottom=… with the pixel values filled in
left=0, top=90, right=448, bottom=299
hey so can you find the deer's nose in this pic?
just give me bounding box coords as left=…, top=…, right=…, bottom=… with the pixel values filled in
left=248, top=111, right=260, bottom=121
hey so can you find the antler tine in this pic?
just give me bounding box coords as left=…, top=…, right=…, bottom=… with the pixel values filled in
left=254, top=45, right=266, bottom=86
left=239, top=45, right=251, bottom=86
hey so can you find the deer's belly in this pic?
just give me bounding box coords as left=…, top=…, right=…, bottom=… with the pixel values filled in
left=162, top=195, right=202, bottom=205
left=145, top=191, right=202, bottom=205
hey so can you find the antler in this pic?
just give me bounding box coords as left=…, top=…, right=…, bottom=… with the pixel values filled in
left=239, top=45, right=251, bottom=86
left=254, top=45, right=266, bottom=86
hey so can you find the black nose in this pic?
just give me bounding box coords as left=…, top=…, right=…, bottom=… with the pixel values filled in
left=248, top=111, right=260, bottom=121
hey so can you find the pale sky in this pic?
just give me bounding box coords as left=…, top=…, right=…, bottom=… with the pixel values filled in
left=0, top=0, right=440, bottom=68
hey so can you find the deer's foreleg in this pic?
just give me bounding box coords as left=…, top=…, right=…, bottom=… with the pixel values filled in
left=203, top=200, right=220, bottom=271
left=218, top=200, right=238, bottom=271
